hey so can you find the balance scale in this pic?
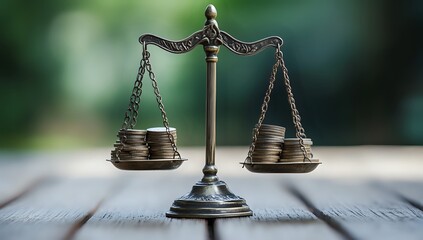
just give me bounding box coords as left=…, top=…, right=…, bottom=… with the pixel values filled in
left=107, top=4, right=321, bottom=218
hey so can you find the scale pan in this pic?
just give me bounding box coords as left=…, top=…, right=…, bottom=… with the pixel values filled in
left=107, top=158, right=187, bottom=170
left=241, top=160, right=320, bottom=173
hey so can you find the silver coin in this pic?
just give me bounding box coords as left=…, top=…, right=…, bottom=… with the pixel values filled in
left=253, top=147, right=282, bottom=151
left=118, top=135, right=146, bottom=140
left=283, top=138, right=313, bottom=145
left=258, top=124, right=286, bottom=130
left=121, top=142, right=148, bottom=146
left=148, top=147, right=176, bottom=150
left=148, top=145, right=175, bottom=148
left=147, top=137, right=177, bottom=141
left=122, top=144, right=148, bottom=149
left=147, top=134, right=177, bottom=137
left=255, top=143, right=282, bottom=147
left=147, top=138, right=177, bottom=141
left=119, top=129, right=147, bottom=134
left=251, top=156, right=280, bottom=160
left=253, top=152, right=281, bottom=156
left=113, top=149, right=149, bottom=153
left=257, top=131, right=285, bottom=136
left=147, top=141, right=177, bottom=145
left=147, top=127, right=176, bottom=132
left=282, top=152, right=312, bottom=155
left=278, top=158, right=308, bottom=162
left=251, top=159, right=279, bottom=163
left=117, top=157, right=149, bottom=161
left=282, top=151, right=311, bottom=154
left=148, top=146, right=176, bottom=150
left=116, top=152, right=149, bottom=156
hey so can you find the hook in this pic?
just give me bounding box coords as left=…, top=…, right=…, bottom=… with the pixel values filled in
left=142, top=41, right=150, bottom=59
left=275, top=43, right=283, bottom=59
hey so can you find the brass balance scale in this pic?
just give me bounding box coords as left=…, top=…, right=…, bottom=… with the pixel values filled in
left=107, top=4, right=321, bottom=218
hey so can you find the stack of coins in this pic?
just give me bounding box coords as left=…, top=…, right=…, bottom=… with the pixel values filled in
left=251, top=124, right=285, bottom=163
left=111, top=129, right=149, bottom=160
left=280, top=138, right=313, bottom=162
left=147, top=127, right=178, bottom=159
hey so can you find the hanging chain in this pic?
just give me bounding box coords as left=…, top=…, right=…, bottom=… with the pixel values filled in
left=143, top=45, right=181, bottom=159
left=278, top=48, right=312, bottom=162
left=121, top=48, right=146, bottom=130
left=114, top=43, right=147, bottom=161
left=244, top=45, right=312, bottom=165
left=243, top=49, right=281, bottom=166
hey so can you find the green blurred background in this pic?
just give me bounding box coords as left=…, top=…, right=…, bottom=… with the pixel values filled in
left=1, top=0, right=422, bottom=150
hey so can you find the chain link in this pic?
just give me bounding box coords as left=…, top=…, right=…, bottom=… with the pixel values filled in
left=143, top=47, right=181, bottom=159
left=115, top=43, right=181, bottom=160
left=121, top=51, right=146, bottom=129
left=115, top=44, right=147, bottom=161
left=278, top=49, right=312, bottom=162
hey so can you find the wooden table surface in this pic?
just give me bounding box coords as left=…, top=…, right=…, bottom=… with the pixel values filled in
left=0, top=146, right=422, bottom=240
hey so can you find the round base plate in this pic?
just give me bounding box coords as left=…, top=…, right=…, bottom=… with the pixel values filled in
left=166, top=180, right=252, bottom=218
left=107, top=158, right=186, bottom=170
left=241, top=160, right=321, bottom=173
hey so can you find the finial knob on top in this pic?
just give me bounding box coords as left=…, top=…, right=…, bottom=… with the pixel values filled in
left=205, top=4, right=217, bottom=20
left=204, top=4, right=218, bottom=27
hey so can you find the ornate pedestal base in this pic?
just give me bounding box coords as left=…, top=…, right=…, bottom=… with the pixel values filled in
left=166, top=180, right=252, bottom=218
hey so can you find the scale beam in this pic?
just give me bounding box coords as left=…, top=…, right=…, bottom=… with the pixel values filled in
left=139, top=17, right=282, bottom=56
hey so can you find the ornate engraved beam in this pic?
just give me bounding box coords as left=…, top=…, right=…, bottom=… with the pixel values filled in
left=220, top=31, right=283, bottom=56
left=139, top=29, right=282, bottom=56
left=139, top=30, right=207, bottom=54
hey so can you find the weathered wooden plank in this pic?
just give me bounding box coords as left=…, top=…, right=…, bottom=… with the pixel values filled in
left=386, top=181, right=423, bottom=212
left=215, top=176, right=340, bottom=240
left=0, top=177, right=117, bottom=240
left=289, top=178, right=423, bottom=240
left=0, top=146, right=422, bottom=240
left=0, top=154, right=47, bottom=206
left=75, top=173, right=207, bottom=240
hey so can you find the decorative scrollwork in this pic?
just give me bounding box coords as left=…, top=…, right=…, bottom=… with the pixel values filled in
left=139, top=30, right=206, bottom=54
left=178, top=192, right=244, bottom=202
left=203, top=24, right=222, bottom=46
left=220, top=31, right=283, bottom=56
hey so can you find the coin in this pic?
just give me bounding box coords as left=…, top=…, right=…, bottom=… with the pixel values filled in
left=111, top=128, right=150, bottom=160
left=250, top=124, right=286, bottom=163
left=147, top=127, right=179, bottom=159
left=283, top=138, right=313, bottom=145
left=279, top=137, right=313, bottom=162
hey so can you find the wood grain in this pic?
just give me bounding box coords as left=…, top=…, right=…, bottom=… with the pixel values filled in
left=0, top=146, right=422, bottom=240
left=0, top=177, right=116, bottom=240
left=288, top=178, right=423, bottom=240
left=75, top=174, right=207, bottom=240
left=215, top=176, right=340, bottom=240
left=0, top=154, right=47, bottom=206
left=387, top=181, right=423, bottom=212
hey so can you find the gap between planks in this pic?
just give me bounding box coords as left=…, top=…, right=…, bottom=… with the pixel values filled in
left=285, top=178, right=423, bottom=240
left=371, top=181, right=423, bottom=214
left=62, top=177, right=128, bottom=240
left=287, top=184, right=357, bottom=240
left=0, top=177, right=46, bottom=209
left=63, top=199, right=104, bottom=240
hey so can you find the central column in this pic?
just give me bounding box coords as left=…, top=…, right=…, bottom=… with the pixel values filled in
left=203, top=44, right=219, bottom=183
left=166, top=4, right=252, bottom=218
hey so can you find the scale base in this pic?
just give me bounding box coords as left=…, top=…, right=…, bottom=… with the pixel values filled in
left=166, top=180, right=252, bottom=218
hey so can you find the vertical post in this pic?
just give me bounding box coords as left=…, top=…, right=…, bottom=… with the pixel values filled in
left=166, top=5, right=252, bottom=218
left=202, top=5, right=219, bottom=183
left=202, top=47, right=219, bottom=182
